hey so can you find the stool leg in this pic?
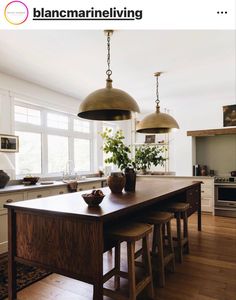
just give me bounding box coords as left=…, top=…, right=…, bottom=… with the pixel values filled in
left=162, top=223, right=166, bottom=246
left=127, top=241, right=136, bottom=300
left=167, top=220, right=175, bottom=272
left=114, top=243, right=121, bottom=290
left=183, top=211, right=189, bottom=254
left=176, top=212, right=183, bottom=263
left=142, top=236, right=154, bottom=299
left=157, top=224, right=165, bottom=287
left=152, top=225, right=158, bottom=254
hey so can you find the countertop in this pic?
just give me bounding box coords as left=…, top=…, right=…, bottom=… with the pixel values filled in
left=4, top=179, right=201, bottom=220
left=0, top=177, right=107, bottom=195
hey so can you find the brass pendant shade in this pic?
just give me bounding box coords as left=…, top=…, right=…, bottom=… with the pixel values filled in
left=78, top=79, right=140, bottom=121
left=78, top=30, right=140, bottom=121
left=136, top=106, right=179, bottom=133
left=136, top=72, right=179, bottom=133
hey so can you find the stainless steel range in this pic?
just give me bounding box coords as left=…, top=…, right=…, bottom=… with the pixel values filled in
left=214, top=176, right=236, bottom=217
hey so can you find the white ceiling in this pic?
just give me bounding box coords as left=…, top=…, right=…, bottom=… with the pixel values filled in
left=0, top=30, right=235, bottom=112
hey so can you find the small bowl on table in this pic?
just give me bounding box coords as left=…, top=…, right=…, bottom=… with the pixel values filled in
left=82, top=194, right=105, bottom=207
left=23, top=177, right=40, bottom=185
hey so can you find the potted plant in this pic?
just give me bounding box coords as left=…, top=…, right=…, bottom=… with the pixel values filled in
left=101, top=129, right=167, bottom=191
left=101, top=129, right=135, bottom=192
left=135, top=144, right=166, bottom=174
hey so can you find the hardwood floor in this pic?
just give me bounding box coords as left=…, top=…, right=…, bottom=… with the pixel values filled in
left=13, top=214, right=236, bottom=299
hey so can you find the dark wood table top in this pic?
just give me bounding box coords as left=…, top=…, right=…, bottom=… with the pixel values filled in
left=4, top=179, right=201, bottom=221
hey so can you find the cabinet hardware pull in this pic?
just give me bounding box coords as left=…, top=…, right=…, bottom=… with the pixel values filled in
left=59, top=191, right=64, bottom=194
left=37, top=195, right=42, bottom=198
left=93, top=186, right=96, bottom=189
left=79, top=188, right=82, bottom=191
left=6, top=199, right=13, bottom=203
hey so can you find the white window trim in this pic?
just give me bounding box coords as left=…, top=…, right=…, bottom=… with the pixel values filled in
left=14, top=101, right=94, bottom=178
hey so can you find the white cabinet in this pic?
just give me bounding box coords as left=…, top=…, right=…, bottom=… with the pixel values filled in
left=0, top=192, right=24, bottom=254
left=200, top=178, right=214, bottom=213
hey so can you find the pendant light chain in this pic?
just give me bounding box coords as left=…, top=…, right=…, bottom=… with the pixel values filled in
left=155, top=74, right=160, bottom=107
left=106, top=32, right=112, bottom=79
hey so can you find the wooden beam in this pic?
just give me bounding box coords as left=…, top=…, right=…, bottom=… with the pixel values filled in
left=187, top=128, right=236, bottom=137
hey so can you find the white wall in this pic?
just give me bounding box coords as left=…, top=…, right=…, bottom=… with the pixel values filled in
left=164, top=92, right=236, bottom=175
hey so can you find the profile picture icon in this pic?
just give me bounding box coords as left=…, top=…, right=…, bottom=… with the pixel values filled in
left=4, top=1, right=29, bottom=25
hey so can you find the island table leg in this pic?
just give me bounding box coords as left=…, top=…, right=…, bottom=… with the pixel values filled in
left=8, top=209, right=17, bottom=300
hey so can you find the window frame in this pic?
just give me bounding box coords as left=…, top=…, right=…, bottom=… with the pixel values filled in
left=14, top=101, right=94, bottom=178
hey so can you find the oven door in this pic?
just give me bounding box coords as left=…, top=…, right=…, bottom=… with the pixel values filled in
left=215, top=185, right=236, bottom=208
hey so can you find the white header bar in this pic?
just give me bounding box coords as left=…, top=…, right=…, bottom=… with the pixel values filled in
left=0, top=0, right=235, bottom=30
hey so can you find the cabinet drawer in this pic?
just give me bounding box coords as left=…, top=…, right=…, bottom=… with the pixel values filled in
left=27, top=189, right=51, bottom=200
left=77, top=182, right=101, bottom=191
left=0, top=193, right=24, bottom=211
left=50, top=186, right=68, bottom=196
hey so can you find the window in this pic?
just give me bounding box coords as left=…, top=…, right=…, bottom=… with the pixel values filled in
left=15, top=131, right=41, bottom=175
left=47, top=112, right=68, bottom=130
left=74, top=138, right=91, bottom=172
left=74, top=119, right=90, bottom=133
left=15, top=105, right=41, bottom=125
left=14, top=101, right=107, bottom=177
left=48, top=135, right=69, bottom=173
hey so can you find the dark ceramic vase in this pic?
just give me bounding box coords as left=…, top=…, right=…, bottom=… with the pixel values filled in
left=125, top=168, right=136, bottom=192
left=0, top=170, right=10, bottom=188
left=107, top=172, right=126, bottom=193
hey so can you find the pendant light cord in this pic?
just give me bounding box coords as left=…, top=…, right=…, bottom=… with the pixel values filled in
left=106, top=32, right=112, bottom=80
left=155, top=74, right=160, bottom=107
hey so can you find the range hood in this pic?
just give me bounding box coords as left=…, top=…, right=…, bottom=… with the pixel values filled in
left=187, top=128, right=236, bottom=137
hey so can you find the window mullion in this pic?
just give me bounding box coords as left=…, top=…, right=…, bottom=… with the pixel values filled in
left=41, top=108, right=48, bottom=176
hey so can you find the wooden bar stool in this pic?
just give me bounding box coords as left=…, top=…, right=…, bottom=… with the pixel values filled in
left=165, top=202, right=190, bottom=263
left=103, top=222, right=154, bottom=300
left=140, top=211, right=175, bottom=287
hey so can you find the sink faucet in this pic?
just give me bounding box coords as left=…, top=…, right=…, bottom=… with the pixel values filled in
left=64, top=160, right=75, bottom=179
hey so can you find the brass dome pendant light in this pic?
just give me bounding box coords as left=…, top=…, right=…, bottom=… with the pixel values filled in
left=78, top=30, right=140, bottom=121
left=136, top=72, right=179, bottom=133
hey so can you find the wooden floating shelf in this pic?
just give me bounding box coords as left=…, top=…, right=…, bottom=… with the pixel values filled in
left=187, top=127, right=236, bottom=137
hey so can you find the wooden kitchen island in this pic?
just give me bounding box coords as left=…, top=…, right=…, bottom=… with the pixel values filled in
left=5, top=178, right=201, bottom=300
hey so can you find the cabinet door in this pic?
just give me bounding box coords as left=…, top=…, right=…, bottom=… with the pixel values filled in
left=200, top=179, right=214, bottom=212
left=0, top=192, right=24, bottom=254
left=186, top=186, right=200, bottom=216
left=0, top=212, right=8, bottom=254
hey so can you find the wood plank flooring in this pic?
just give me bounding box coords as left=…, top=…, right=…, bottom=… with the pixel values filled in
left=10, top=214, right=236, bottom=299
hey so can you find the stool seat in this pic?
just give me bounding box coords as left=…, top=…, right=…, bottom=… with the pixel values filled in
left=143, top=211, right=173, bottom=224
left=165, top=202, right=190, bottom=212
left=108, top=223, right=152, bottom=242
